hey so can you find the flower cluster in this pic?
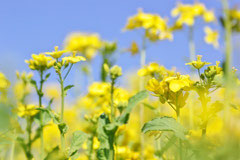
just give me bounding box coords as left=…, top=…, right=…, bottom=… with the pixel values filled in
left=124, top=9, right=173, bottom=41
left=138, top=62, right=175, bottom=79
left=172, top=2, right=215, bottom=26
left=146, top=73, right=192, bottom=108
left=64, top=32, right=102, bottom=60
left=25, top=54, right=55, bottom=71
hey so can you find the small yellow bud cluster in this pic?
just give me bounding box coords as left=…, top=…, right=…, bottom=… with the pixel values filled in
left=104, top=64, right=122, bottom=80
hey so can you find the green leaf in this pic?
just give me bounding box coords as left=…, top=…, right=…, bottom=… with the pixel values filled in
left=44, top=73, right=51, bottom=81
left=30, top=79, right=38, bottom=90
left=143, top=102, right=157, bottom=110
left=142, top=116, right=187, bottom=140
left=97, top=114, right=111, bottom=150
left=58, top=123, right=68, bottom=135
left=117, top=90, right=148, bottom=125
left=35, top=107, right=60, bottom=125
left=64, top=85, right=74, bottom=92
left=44, top=146, right=66, bottom=160
left=69, top=131, right=88, bottom=159
left=155, top=135, right=177, bottom=158
left=34, top=109, right=51, bottom=126
left=96, top=114, right=112, bottom=160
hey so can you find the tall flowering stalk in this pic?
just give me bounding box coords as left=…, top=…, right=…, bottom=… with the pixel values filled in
left=25, top=54, right=55, bottom=159
left=46, top=47, right=86, bottom=151
left=124, top=9, right=172, bottom=158
left=186, top=55, right=222, bottom=135
left=15, top=71, right=38, bottom=160
left=171, top=2, right=216, bottom=61
left=145, top=73, right=192, bottom=159
left=221, top=0, right=233, bottom=122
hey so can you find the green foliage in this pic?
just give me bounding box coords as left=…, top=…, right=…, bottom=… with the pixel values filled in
left=44, top=146, right=66, bottom=160
left=64, top=85, right=74, bottom=92
left=95, top=90, right=148, bottom=160
left=142, top=116, right=187, bottom=140
left=117, top=90, right=148, bottom=125
left=96, top=114, right=113, bottom=160
left=69, top=131, right=88, bottom=159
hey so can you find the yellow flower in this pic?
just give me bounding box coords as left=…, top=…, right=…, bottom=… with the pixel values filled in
left=64, top=32, right=102, bottom=60
left=203, top=10, right=215, bottom=22
left=114, top=88, right=130, bottom=107
left=186, top=55, right=211, bottom=69
left=62, top=52, right=86, bottom=64
left=17, top=103, right=39, bottom=117
left=230, top=9, right=240, bottom=20
left=25, top=53, right=55, bottom=71
left=165, top=74, right=192, bottom=92
left=16, top=71, right=33, bottom=81
left=127, top=41, right=139, bottom=55
left=138, top=62, right=175, bottom=78
left=204, top=27, right=219, bottom=48
left=172, top=2, right=215, bottom=26
left=88, top=82, right=109, bottom=96
left=146, top=78, right=163, bottom=95
left=124, top=9, right=172, bottom=41
left=0, top=72, right=10, bottom=91
left=45, top=46, right=68, bottom=59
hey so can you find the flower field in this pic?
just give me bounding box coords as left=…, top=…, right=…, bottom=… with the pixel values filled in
left=1, top=1, right=240, bottom=160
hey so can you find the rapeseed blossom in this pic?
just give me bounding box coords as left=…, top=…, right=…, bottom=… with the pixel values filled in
left=171, top=2, right=215, bottom=26
left=62, top=51, right=86, bottom=64
left=204, top=27, right=219, bottom=48
left=124, top=9, right=173, bottom=41
left=25, top=53, right=55, bottom=71
left=0, top=72, right=10, bottom=92
left=186, top=55, right=211, bottom=69
left=45, top=46, right=68, bottom=59
left=17, top=103, right=39, bottom=117
left=64, top=33, right=102, bottom=60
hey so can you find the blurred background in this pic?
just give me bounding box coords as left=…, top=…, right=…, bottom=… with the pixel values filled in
left=0, top=0, right=240, bottom=83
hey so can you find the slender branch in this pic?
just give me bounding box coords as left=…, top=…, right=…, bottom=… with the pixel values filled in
left=59, top=72, right=66, bottom=151
left=140, top=36, right=146, bottom=160
left=63, top=63, right=73, bottom=81
left=188, top=26, right=196, bottom=62
left=38, top=70, right=44, bottom=160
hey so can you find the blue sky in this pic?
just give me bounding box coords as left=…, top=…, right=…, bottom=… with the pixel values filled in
left=0, top=0, right=239, bottom=84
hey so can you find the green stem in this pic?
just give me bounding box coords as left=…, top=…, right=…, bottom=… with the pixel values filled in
left=26, top=117, right=33, bottom=160
left=64, top=63, right=73, bottom=80
left=87, top=136, right=94, bottom=160
left=197, top=69, right=202, bottom=83
left=200, top=94, right=208, bottom=136
left=110, top=79, right=115, bottom=122
left=59, top=73, right=65, bottom=151
left=222, top=0, right=232, bottom=122
left=188, top=26, right=196, bottom=61
left=9, top=136, right=15, bottom=160
left=109, top=78, right=115, bottom=160
left=39, top=70, right=44, bottom=160
left=140, top=36, right=146, bottom=160
left=176, top=95, right=183, bottom=160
